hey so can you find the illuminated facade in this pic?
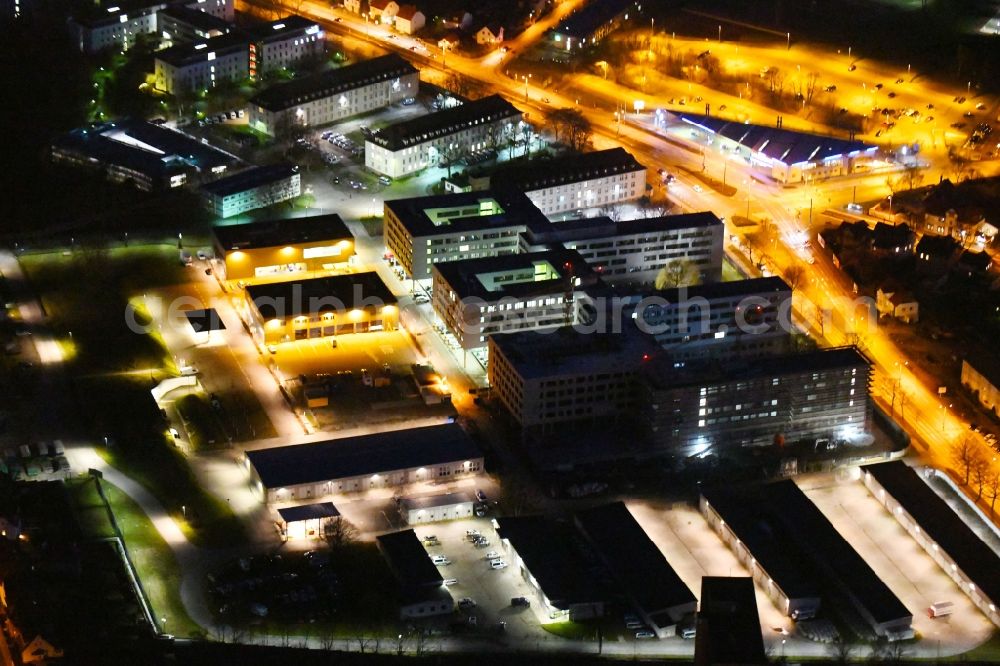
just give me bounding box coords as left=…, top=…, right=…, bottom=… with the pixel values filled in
left=244, top=272, right=398, bottom=344
left=246, top=16, right=325, bottom=79
left=248, top=54, right=418, bottom=136
left=212, top=213, right=355, bottom=282
left=154, top=32, right=249, bottom=94
left=70, top=0, right=233, bottom=53
left=200, top=163, right=300, bottom=218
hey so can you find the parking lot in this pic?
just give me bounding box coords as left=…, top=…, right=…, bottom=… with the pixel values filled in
left=797, top=470, right=994, bottom=655
left=269, top=329, right=419, bottom=380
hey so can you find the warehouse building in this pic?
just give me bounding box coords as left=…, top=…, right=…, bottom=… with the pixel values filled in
left=488, top=326, right=657, bottom=431
left=277, top=501, right=339, bottom=540
left=575, top=502, right=697, bottom=637
left=431, top=249, right=600, bottom=351
left=243, top=271, right=396, bottom=344
left=384, top=189, right=548, bottom=280
left=640, top=347, right=872, bottom=457
left=245, top=423, right=483, bottom=503
left=245, top=16, right=325, bottom=79
left=154, top=32, right=249, bottom=94
left=365, top=95, right=523, bottom=177
left=521, top=212, right=724, bottom=286
left=493, top=516, right=604, bottom=621
left=630, top=276, right=792, bottom=360
left=249, top=53, right=418, bottom=136
left=702, top=481, right=913, bottom=639
left=200, top=163, right=300, bottom=218
left=695, top=577, right=767, bottom=666
left=376, top=529, right=454, bottom=619
left=491, top=148, right=647, bottom=216
left=400, top=491, right=476, bottom=525
left=212, top=213, right=354, bottom=282
left=862, top=461, right=1000, bottom=627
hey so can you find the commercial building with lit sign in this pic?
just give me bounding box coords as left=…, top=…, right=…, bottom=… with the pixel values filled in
left=243, top=271, right=397, bottom=344
left=383, top=189, right=548, bottom=280
left=365, top=95, right=523, bottom=178
left=245, top=423, right=482, bottom=503
left=200, top=163, right=300, bottom=218
left=212, top=213, right=354, bottom=282
left=248, top=54, right=418, bottom=136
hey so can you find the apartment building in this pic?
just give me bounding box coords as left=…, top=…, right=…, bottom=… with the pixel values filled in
left=248, top=54, right=418, bottom=136
left=383, top=189, right=549, bottom=280
left=70, top=0, right=233, bottom=53
left=521, top=212, right=724, bottom=286
left=431, top=249, right=599, bottom=350
left=246, top=16, right=325, bottom=78
left=154, top=32, right=248, bottom=94
left=365, top=95, right=523, bottom=177
left=157, top=5, right=232, bottom=46
left=488, top=326, right=657, bottom=431
left=640, top=347, right=872, bottom=457
left=200, top=163, right=300, bottom=218
left=491, top=148, right=647, bottom=216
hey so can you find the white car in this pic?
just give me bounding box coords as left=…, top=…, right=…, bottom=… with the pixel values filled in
left=490, top=559, right=507, bottom=570
left=443, top=578, right=459, bottom=586
left=432, top=555, right=451, bottom=566
left=485, top=551, right=500, bottom=559
left=692, top=184, right=704, bottom=193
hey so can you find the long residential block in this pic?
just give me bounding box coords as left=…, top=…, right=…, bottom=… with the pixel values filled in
left=200, top=163, right=300, bottom=218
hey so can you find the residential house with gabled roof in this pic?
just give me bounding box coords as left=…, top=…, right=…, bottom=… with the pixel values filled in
left=394, top=4, right=425, bottom=34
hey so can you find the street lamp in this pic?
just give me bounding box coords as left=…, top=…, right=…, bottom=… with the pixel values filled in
left=718, top=24, right=722, bottom=43
left=786, top=32, right=791, bottom=50
left=522, top=74, right=531, bottom=102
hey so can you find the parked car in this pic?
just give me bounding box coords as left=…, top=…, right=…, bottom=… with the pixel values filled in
left=431, top=555, right=451, bottom=566
left=511, top=597, right=530, bottom=607
left=635, top=630, right=655, bottom=639
left=458, top=597, right=476, bottom=609
left=490, top=559, right=507, bottom=569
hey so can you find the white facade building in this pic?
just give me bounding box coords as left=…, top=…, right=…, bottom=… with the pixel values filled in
left=154, top=32, right=248, bottom=94
left=248, top=54, right=418, bottom=136
left=400, top=492, right=476, bottom=524
left=200, top=163, right=300, bottom=218
left=365, top=95, right=523, bottom=178
left=247, top=16, right=325, bottom=79
left=70, top=0, right=232, bottom=53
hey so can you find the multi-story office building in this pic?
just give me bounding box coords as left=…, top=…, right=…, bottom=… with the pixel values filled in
left=521, top=212, right=724, bottom=286
left=70, top=0, right=233, bottom=53
left=157, top=5, right=232, bottom=46
left=243, top=271, right=397, bottom=344
left=640, top=347, right=872, bottom=457
left=245, top=16, right=325, bottom=78
left=383, top=189, right=549, bottom=280
left=248, top=54, right=419, bottom=136
left=154, top=32, right=248, bottom=94
left=200, top=163, right=300, bottom=218
left=491, top=148, right=647, bottom=216
left=431, top=249, right=599, bottom=350
left=212, top=213, right=355, bottom=282
left=488, top=326, right=657, bottom=431
left=365, top=95, right=523, bottom=178
left=629, top=276, right=793, bottom=360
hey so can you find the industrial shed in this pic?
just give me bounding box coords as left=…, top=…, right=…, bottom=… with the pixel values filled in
left=400, top=492, right=476, bottom=525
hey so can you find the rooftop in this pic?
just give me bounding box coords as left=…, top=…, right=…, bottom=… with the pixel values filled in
left=212, top=213, right=351, bottom=250
left=245, top=15, right=319, bottom=42
left=155, top=32, right=249, bottom=67
left=636, top=275, right=790, bottom=304
left=376, top=529, right=443, bottom=588
left=399, top=491, right=476, bottom=511
left=678, top=114, right=876, bottom=167
left=695, top=577, right=767, bottom=666
left=575, top=502, right=696, bottom=623
left=277, top=502, right=340, bottom=523
left=246, top=423, right=480, bottom=488
left=158, top=5, right=233, bottom=33
left=432, top=248, right=597, bottom=301
left=385, top=189, right=548, bottom=238
left=554, top=0, right=636, bottom=39
left=525, top=211, right=723, bottom=246
left=250, top=54, right=417, bottom=112
left=489, top=326, right=657, bottom=380
left=184, top=308, right=226, bottom=333
left=245, top=271, right=396, bottom=319
left=643, top=346, right=869, bottom=390
left=915, top=234, right=961, bottom=257
left=201, top=163, right=299, bottom=198
left=367, top=95, right=522, bottom=151
left=494, top=516, right=602, bottom=608
left=863, top=461, right=1000, bottom=605
left=491, top=148, right=646, bottom=192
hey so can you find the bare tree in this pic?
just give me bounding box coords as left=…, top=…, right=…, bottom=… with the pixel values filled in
left=766, top=67, right=784, bottom=94
left=655, top=258, right=699, bottom=289
left=952, top=437, right=983, bottom=486
left=783, top=265, right=807, bottom=290
left=599, top=202, right=626, bottom=222
left=805, top=72, right=820, bottom=104
left=324, top=516, right=359, bottom=548
left=973, top=452, right=990, bottom=501
left=827, top=635, right=856, bottom=665
left=985, top=471, right=1000, bottom=515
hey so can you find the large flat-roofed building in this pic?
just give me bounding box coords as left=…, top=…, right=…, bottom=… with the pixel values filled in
left=245, top=423, right=483, bottom=503
left=200, top=163, right=300, bottom=218
left=522, top=212, right=724, bottom=286
left=640, top=347, right=872, bottom=457
left=248, top=54, right=419, bottom=136
left=245, top=16, right=325, bottom=79
left=575, top=502, right=696, bottom=637
left=674, top=113, right=878, bottom=184
left=384, top=190, right=549, bottom=280
left=493, top=516, right=604, bottom=621
left=400, top=491, right=476, bottom=525
left=365, top=95, right=523, bottom=178
left=431, top=249, right=600, bottom=350
left=69, top=0, right=233, bottom=53
left=243, top=271, right=397, bottom=344
left=862, top=461, right=1000, bottom=627
left=154, top=32, right=249, bottom=94
left=376, top=529, right=454, bottom=619
left=491, top=148, right=647, bottom=216
left=695, top=577, right=767, bottom=666
left=630, top=276, right=793, bottom=360
left=212, top=214, right=354, bottom=282
left=488, top=326, right=657, bottom=431
left=702, top=481, right=913, bottom=639
left=157, top=5, right=232, bottom=46
left=50, top=118, right=235, bottom=191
